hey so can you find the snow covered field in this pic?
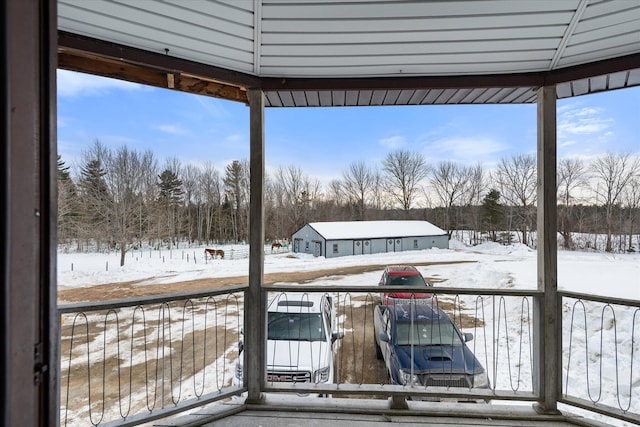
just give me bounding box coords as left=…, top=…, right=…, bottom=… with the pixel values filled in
left=58, top=240, right=638, bottom=298
left=57, top=240, right=639, bottom=426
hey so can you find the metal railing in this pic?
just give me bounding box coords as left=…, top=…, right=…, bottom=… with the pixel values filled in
left=58, top=285, right=246, bottom=427
left=560, top=291, right=640, bottom=425
left=58, top=284, right=640, bottom=426
left=260, top=286, right=540, bottom=403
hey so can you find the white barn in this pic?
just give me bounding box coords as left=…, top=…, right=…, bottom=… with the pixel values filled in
left=291, top=220, right=449, bottom=258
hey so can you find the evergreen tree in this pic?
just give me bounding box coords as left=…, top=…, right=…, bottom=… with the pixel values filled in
left=481, top=189, right=503, bottom=242
left=158, top=169, right=184, bottom=204
left=78, top=158, right=111, bottom=247
left=157, top=169, right=184, bottom=246
left=57, top=155, right=77, bottom=241
left=57, top=154, right=71, bottom=180
left=223, top=160, right=248, bottom=242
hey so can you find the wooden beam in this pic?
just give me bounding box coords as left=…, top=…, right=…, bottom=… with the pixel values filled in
left=58, top=50, right=248, bottom=104
left=175, top=75, right=247, bottom=104
left=58, top=50, right=167, bottom=86
left=533, top=85, right=560, bottom=415
left=246, top=89, right=266, bottom=404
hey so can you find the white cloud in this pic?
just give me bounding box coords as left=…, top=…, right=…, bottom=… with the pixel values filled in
left=379, top=135, right=405, bottom=149
left=558, top=106, right=612, bottom=139
left=57, top=69, right=144, bottom=97
left=154, top=124, right=189, bottom=135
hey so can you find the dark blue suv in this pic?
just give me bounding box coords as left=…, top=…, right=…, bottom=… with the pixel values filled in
left=373, top=303, right=490, bottom=400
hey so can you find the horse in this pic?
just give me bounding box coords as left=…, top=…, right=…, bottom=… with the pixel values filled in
left=204, top=248, right=225, bottom=259
left=271, top=242, right=282, bottom=252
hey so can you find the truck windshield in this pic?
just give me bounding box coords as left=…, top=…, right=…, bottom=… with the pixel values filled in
left=394, top=320, right=462, bottom=346
left=268, top=312, right=326, bottom=341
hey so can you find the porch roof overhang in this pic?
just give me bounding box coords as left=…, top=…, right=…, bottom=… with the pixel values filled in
left=57, top=0, right=640, bottom=106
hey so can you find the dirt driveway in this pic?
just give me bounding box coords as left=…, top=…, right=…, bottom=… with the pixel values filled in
left=57, top=260, right=474, bottom=304
left=59, top=259, right=477, bottom=410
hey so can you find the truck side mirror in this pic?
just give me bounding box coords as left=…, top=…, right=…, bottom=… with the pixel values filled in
left=379, top=332, right=390, bottom=343
left=332, top=331, right=344, bottom=343
left=463, top=332, right=473, bottom=342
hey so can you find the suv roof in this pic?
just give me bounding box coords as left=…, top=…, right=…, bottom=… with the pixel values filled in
left=268, top=292, right=326, bottom=313
left=385, top=303, right=446, bottom=322
left=385, top=265, right=422, bottom=275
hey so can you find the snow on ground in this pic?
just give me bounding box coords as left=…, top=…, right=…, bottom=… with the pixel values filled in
left=58, top=240, right=639, bottom=300
left=57, top=240, right=640, bottom=426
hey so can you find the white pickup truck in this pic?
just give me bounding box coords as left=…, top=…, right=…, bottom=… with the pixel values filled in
left=233, top=292, right=343, bottom=395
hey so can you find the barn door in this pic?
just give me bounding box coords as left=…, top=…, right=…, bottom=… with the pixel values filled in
left=353, top=240, right=363, bottom=255
left=363, top=240, right=371, bottom=254
left=314, top=241, right=322, bottom=257
left=387, top=238, right=402, bottom=252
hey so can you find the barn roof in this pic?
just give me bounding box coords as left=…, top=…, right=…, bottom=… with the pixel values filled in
left=307, top=220, right=447, bottom=240
left=57, top=1, right=640, bottom=106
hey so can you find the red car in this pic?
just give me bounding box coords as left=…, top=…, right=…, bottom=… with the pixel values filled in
left=379, top=265, right=433, bottom=305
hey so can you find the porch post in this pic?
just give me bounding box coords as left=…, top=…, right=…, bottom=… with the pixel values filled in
left=5, top=0, right=58, bottom=425
left=534, top=85, right=561, bottom=414
left=246, top=88, right=266, bottom=403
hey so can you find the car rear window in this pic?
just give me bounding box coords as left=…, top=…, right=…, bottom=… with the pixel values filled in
left=386, top=275, right=427, bottom=286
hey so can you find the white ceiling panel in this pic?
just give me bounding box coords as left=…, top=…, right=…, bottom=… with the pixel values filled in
left=57, top=0, right=640, bottom=106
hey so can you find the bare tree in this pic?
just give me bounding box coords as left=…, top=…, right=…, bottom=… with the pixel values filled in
left=382, top=149, right=430, bottom=212
left=199, top=162, right=222, bottom=244
left=104, top=147, right=154, bottom=266
left=557, top=158, right=587, bottom=249
left=590, top=152, right=640, bottom=252
left=341, top=160, right=374, bottom=220
left=495, top=154, right=537, bottom=245
left=181, top=164, right=200, bottom=244
left=275, top=165, right=321, bottom=234
left=622, top=174, right=640, bottom=251
left=370, top=171, right=386, bottom=211
left=429, top=161, right=470, bottom=237
left=463, top=163, right=486, bottom=244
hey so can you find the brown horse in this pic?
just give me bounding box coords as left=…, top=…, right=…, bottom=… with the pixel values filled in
left=271, top=242, right=282, bottom=252
left=204, top=248, right=225, bottom=259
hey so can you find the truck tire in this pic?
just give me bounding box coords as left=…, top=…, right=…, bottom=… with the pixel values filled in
left=374, top=338, right=383, bottom=360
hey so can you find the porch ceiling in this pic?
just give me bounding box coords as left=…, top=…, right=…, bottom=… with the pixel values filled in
left=57, top=0, right=640, bottom=106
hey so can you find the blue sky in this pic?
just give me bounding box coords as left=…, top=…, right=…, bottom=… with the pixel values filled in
left=57, top=70, right=639, bottom=183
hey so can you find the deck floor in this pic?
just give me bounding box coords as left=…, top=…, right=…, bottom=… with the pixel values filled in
left=154, top=396, right=600, bottom=427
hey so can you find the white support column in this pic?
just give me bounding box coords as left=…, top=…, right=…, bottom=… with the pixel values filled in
left=246, top=89, right=266, bottom=403
left=534, top=85, right=561, bottom=414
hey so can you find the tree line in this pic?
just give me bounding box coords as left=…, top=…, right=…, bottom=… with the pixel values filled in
left=58, top=140, right=640, bottom=265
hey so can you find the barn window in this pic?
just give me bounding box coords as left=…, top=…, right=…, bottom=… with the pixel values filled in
left=332, top=244, right=338, bottom=253
left=305, top=242, right=309, bottom=250
left=413, top=239, right=418, bottom=249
